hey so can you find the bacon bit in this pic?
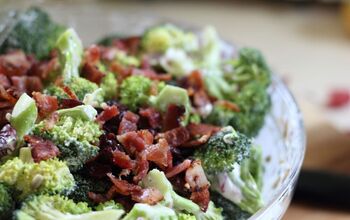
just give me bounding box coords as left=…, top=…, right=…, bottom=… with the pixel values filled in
left=118, top=130, right=153, bottom=154
left=29, top=57, right=58, bottom=81
left=0, top=51, right=32, bottom=76
left=182, top=70, right=205, bottom=91
left=84, top=45, right=101, bottom=64
left=61, top=85, right=79, bottom=100
left=82, top=62, right=105, bottom=84
left=32, top=92, right=58, bottom=118
left=327, top=89, right=350, bottom=108
left=131, top=68, right=172, bottom=81
left=186, top=123, right=220, bottom=137
left=139, top=107, right=162, bottom=129
left=163, top=104, right=186, bottom=131
left=97, top=105, right=120, bottom=126
left=133, top=154, right=149, bottom=183
left=24, top=135, right=60, bottom=163
left=100, top=47, right=118, bottom=61
left=112, top=150, right=135, bottom=169
left=0, top=85, right=17, bottom=104
left=110, top=63, right=132, bottom=80
left=181, top=134, right=211, bottom=147
left=107, top=173, right=141, bottom=195
left=193, top=90, right=212, bottom=115
left=185, top=160, right=210, bottom=211
left=114, top=37, right=141, bottom=55
left=11, top=76, right=43, bottom=95
left=190, top=185, right=210, bottom=211
left=131, top=187, right=163, bottom=205
left=59, top=99, right=83, bottom=109
left=118, top=111, right=139, bottom=135
left=0, top=74, right=10, bottom=89
left=158, top=127, right=190, bottom=147
left=144, top=138, right=170, bottom=169
left=215, top=100, right=240, bottom=112
left=44, top=112, right=59, bottom=130
left=166, top=159, right=191, bottom=178
left=88, top=186, right=117, bottom=204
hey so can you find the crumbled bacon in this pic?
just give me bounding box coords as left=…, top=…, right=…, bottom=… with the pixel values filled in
left=112, top=150, right=135, bottom=169
left=144, top=138, right=170, bottom=169
left=44, top=112, right=59, bottom=130
left=190, top=185, right=210, bottom=211
left=0, top=74, right=10, bottom=89
left=133, top=154, right=149, bottom=183
left=113, top=37, right=140, bottom=55
left=29, top=57, right=58, bottom=81
left=163, top=104, right=186, bottom=131
left=0, top=85, right=17, bottom=104
left=24, top=135, right=60, bottom=163
left=0, top=51, right=32, bottom=76
left=166, top=159, right=191, bottom=178
left=186, top=123, right=220, bottom=137
left=59, top=98, right=83, bottom=109
left=84, top=45, right=101, bottom=64
left=61, top=85, right=78, bottom=100
left=158, top=127, right=190, bottom=147
left=82, top=62, right=105, bottom=84
left=118, top=111, right=139, bottom=135
left=96, top=105, right=119, bottom=126
left=117, top=130, right=153, bottom=154
left=11, top=76, right=43, bottom=95
left=139, top=107, right=162, bottom=129
left=182, top=134, right=211, bottom=147
left=32, top=92, right=58, bottom=118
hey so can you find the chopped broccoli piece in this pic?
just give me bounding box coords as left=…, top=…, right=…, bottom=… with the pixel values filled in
left=150, top=85, right=191, bottom=126
left=211, top=162, right=263, bottom=214
left=55, top=28, right=83, bottom=82
left=115, top=50, right=140, bottom=67
left=196, top=26, right=222, bottom=69
left=57, top=105, right=98, bottom=121
left=0, top=7, right=66, bottom=59
left=95, top=200, right=123, bottom=211
left=15, top=194, right=125, bottom=220
left=0, top=183, right=15, bottom=219
left=142, top=169, right=223, bottom=220
left=177, top=213, right=196, bottom=220
left=10, top=93, right=38, bottom=140
left=141, top=24, right=198, bottom=53
left=119, top=75, right=152, bottom=111
left=123, top=203, right=176, bottom=220
left=245, top=146, right=263, bottom=191
left=159, top=48, right=195, bottom=78
left=210, top=191, right=251, bottom=220
left=100, top=72, right=118, bottom=100
left=195, top=126, right=252, bottom=174
left=65, top=173, right=111, bottom=205
left=32, top=115, right=102, bottom=171
left=0, top=150, right=74, bottom=199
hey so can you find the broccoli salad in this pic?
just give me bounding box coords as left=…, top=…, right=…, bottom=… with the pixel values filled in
left=0, top=7, right=271, bottom=220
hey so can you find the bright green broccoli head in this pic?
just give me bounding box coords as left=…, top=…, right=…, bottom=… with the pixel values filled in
left=100, top=72, right=118, bottom=100
left=119, top=75, right=152, bottom=111
left=95, top=200, right=123, bottom=211
left=123, top=203, right=176, bottom=220
left=32, top=114, right=102, bottom=171
left=141, top=24, right=197, bottom=53
left=15, top=194, right=125, bottom=220
left=195, top=126, right=252, bottom=174
left=0, top=7, right=66, bottom=59
left=0, top=152, right=74, bottom=199
left=177, top=213, right=196, bottom=220
left=244, top=146, right=263, bottom=191
left=0, top=183, right=15, bottom=219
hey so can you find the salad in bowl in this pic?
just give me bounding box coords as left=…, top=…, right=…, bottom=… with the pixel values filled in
left=0, top=7, right=275, bottom=220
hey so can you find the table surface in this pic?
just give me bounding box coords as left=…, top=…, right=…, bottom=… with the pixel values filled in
left=6, top=0, right=350, bottom=219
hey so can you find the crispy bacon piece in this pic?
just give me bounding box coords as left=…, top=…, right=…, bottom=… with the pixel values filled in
left=112, top=150, right=135, bottom=169
left=24, top=135, right=60, bottom=163
left=139, top=107, right=162, bottom=129
left=144, top=138, right=170, bottom=169
left=29, top=57, right=58, bottom=81
left=44, top=112, right=59, bottom=130
left=110, top=63, right=132, bottom=80
left=182, top=134, right=211, bottom=147
left=158, top=127, right=190, bottom=147
left=82, top=62, right=105, bottom=84
left=32, top=92, right=58, bottom=118
left=61, top=85, right=78, bottom=100
left=133, top=154, right=149, bottom=183
left=117, top=130, right=153, bottom=154
left=118, top=111, right=139, bottom=135
left=186, top=123, right=220, bottom=137
left=59, top=99, right=83, bottom=109
left=11, top=76, right=43, bottom=95
left=163, top=104, right=186, bottom=131
left=84, top=45, right=101, bottom=64
left=0, top=85, right=17, bottom=104
left=113, top=37, right=140, bottom=55
left=0, top=51, right=32, bottom=76
left=96, top=105, right=119, bottom=126
left=166, top=159, right=191, bottom=178
left=0, top=74, right=10, bottom=89
left=185, top=160, right=210, bottom=211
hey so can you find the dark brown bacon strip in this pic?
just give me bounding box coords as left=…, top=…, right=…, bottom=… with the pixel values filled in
left=24, top=135, right=60, bottom=163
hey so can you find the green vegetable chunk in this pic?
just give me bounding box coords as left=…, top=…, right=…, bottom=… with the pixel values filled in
left=195, top=126, right=252, bottom=174
left=10, top=93, right=38, bottom=140
left=119, top=75, right=152, bottom=111
left=101, top=72, right=118, bottom=100
left=0, top=183, right=15, bottom=219
left=15, top=194, right=124, bottom=220
left=122, top=203, right=177, bottom=220
left=57, top=105, right=97, bottom=121
left=0, top=7, right=66, bottom=59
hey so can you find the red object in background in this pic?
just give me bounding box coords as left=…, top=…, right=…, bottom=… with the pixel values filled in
left=327, top=89, right=350, bottom=108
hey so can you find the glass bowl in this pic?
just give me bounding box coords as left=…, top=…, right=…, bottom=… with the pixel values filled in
left=1, top=3, right=306, bottom=219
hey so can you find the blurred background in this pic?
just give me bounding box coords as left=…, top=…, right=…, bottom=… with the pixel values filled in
left=2, top=0, right=350, bottom=219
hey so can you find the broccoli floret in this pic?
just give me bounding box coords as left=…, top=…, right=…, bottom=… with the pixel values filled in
left=159, top=48, right=195, bottom=78
left=15, top=194, right=125, bottom=220
left=32, top=115, right=102, bottom=171
left=123, top=203, right=176, bottom=220
left=141, top=24, right=198, bottom=53
left=45, top=77, right=101, bottom=102
left=119, top=75, right=152, bottom=111
left=245, top=146, right=263, bottom=191
left=0, top=7, right=66, bottom=59
left=101, top=72, right=118, bottom=100
left=211, top=162, right=263, bottom=214
left=142, top=169, right=223, bottom=220
left=0, top=183, right=15, bottom=219
left=210, top=191, right=250, bottom=220
left=115, top=50, right=140, bottom=67
left=95, top=200, right=123, bottom=211
left=65, top=173, right=111, bottom=205
left=177, top=213, right=196, bottom=220
left=194, top=126, right=252, bottom=174
left=0, top=149, right=74, bottom=199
